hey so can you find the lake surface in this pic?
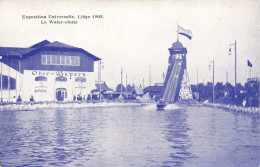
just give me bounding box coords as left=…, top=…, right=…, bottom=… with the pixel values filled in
left=0, top=104, right=260, bottom=166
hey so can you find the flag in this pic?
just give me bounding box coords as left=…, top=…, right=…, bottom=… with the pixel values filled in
left=247, top=60, right=252, bottom=68
left=178, top=25, right=193, bottom=40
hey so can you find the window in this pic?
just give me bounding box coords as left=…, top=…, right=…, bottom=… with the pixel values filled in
left=47, top=55, right=51, bottom=64
left=75, top=56, right=80, bottom=66
left=35, top=76, right=47, bottom=81
left=66, top=56, right=70, bottom=65
left=61, top=56, right=65, bottom=65
left=0, top=75, right=16, bottom=90
left=75, top=77, right=86, bottom=82
left=57, top=55, right=60, bottom=64
left=2, top=75, right=8, bottom=89
left=41, top=55, right=80, bottom=66
left=71, top=56, right=75, bottom=65
left=175, top=54, right=183, bottom=60
left=41, top=55, right=47, bottom=65
left=52, top=55, right=57, bottom=65
left=55, top=76, right=67, bottom=82
left=10, top=78, right=16, bottom=90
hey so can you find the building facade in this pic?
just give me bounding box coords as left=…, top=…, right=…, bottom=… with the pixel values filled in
left=0, top=40, right=101, bottom=102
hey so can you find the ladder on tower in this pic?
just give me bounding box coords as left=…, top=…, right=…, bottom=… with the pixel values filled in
left=178, top=69, right=193, bottom=100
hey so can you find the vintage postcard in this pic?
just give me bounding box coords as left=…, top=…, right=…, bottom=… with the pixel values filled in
left=0, top=0, right=259, bottom=166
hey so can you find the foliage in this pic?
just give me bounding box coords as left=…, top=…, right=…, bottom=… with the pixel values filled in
left=116, top=84, right=126, bottom=92
left=126, top=84, right=134, bottom=92
left=191, top=81, right=258, bottom=106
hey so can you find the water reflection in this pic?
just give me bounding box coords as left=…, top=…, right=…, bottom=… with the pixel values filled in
left=162, top=108, right=194, bottom=167
left=0, top=105, right=260, bottom=166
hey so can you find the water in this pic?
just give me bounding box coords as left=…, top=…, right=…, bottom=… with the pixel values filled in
left=0, top=104, right=260, bottom=166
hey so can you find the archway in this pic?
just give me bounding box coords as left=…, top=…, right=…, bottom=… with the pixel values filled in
left=56, top=88, right=67, bottom=101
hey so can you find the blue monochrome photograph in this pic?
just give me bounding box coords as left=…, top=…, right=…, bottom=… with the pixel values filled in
left=0, top=0, right=260, bottom=166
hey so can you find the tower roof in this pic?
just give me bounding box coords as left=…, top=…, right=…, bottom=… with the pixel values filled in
left=171, top=41, right=183, bottom=49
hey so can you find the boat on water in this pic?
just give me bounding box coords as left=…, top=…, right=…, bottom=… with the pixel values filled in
left=157, top=99, right=167, bottom=110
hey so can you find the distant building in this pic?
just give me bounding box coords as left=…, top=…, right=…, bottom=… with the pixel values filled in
left=131, top=86, right=144, bottom=98
left=91, top=82, right=114, bottom=100
left=0, top=40, right=101, bottom=102
left=246, top=77, right=260, bottom=107
left=143, top=84, right=163, bottom=101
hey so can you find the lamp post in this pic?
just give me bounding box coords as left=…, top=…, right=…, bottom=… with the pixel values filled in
left=149, top=66, right=151, bottom=86
left=98, top=61, right=103, bottom=103
left=0, top=56, right=2, bottom=103
left=229, top=40, right=237, bottom=104
left=209, top=59, right=215, bottom=103
left=125, top=73, right=127, bottom=95
left=197, top=67, right=199, bottom=86
left=120, top=67, right=123, bottom=99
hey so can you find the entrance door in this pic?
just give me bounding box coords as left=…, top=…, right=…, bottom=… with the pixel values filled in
left=56, top=88, right=67, bottom=101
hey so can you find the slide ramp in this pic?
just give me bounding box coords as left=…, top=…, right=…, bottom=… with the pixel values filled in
left=160, top=59, right=185, bottom=103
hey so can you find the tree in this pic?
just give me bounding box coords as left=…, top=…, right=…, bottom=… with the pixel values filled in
left=191, top=84, right=198, bottom=92
left=236, top=83, right=245, bottom=94
left=197, top=83, right=206, bottom=101
left=116, top=84, right=126, bottom=92
left=126, top=84, right=134, bottom=92
left=205, top=82, right=213, bottom=102
left=215, top=82, right=224, bottom=99
left=225, top=82, right=235, bottom=98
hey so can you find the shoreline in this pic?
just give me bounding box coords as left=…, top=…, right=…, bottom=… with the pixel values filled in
left=0, top=101, right=146, bottom=111
left=1, top=101, right=259, bottom=115
left=201, top=103, right=260, bottom=115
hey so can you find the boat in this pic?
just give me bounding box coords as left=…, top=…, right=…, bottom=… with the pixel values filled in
left=157, top=99, right=167, bottom=110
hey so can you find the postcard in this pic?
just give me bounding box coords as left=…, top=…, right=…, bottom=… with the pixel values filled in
left=0, top=0, right=259, bottom=166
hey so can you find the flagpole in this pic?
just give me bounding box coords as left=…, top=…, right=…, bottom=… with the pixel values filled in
left=177, top=22, right=179, bottom=41
left=209, top=60, right=214, bottom=103
left=196, top=67, right=198, bottom=86
left=213, top=59, right=215, bottom=104
left=99, top=61, right=101, bottom=102
left=126, top=73, right=127, bottom=94
left=149, top=66, right=151, bottom=86
left=235, top=40, right=237, bottom=104
left=0, top=56, right=2, bottom=103
left=8, top=63, right=10, bottom=103
left=120, top=67, right=122, bottom=98
left=226, top=71, right=228, bottom=83
left=229, top=40, right=237, bottom=105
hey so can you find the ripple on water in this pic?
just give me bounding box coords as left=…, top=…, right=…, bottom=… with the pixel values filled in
left=0, top=106, right=259, bottom=166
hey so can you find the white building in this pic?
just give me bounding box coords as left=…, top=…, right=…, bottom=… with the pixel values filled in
left=0, top=40, right=101, bottom=102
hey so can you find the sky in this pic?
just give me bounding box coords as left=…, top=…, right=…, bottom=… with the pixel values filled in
left=0, top=0, right=259, bottom=90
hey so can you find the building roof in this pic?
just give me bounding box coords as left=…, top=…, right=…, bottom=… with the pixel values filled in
left=143, top=85, right=163, bottom=93
left=103, top=92, right=131, bottom=95
left=95, top=82, right=113, bottom=91
left=0, top=47, right=35, bottom=56
left=132, top=87, right=144, bottom=95
left=0, top=40, right=101, bottom=61
left=30, top=40, right=51, bottom=48
left=44, top=41, right=78, bottom=49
